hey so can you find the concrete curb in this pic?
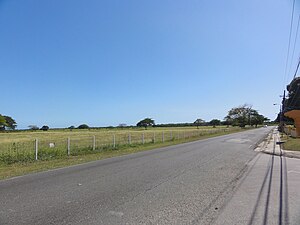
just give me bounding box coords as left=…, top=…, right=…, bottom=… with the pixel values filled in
left=281, top=150, right=300, bottom=159
left=255, top=128, right=300, bottom=159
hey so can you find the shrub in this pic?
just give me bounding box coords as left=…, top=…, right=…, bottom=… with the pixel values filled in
left=40, top=125, right=49, bottom=131
left=78, top=124, right=89, bottom=129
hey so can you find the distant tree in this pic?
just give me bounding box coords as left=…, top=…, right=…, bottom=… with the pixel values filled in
left=249, top=111, right=269, bottom=128
left=40, top=125, right=49, bottom=131
left=137, top=118, right=155, bottom=129
left=28, top=125, right=39, bottom=130
left=224, top=104, right=250, bottom=127
left=118, top=123, right=127, bottom=128
left=194, top=118, right=205, bottom=129
left=78, top=124, right=89, bottom=129
left=68, top=125, right=75, bottom=130
left=0, top=115, right=7, bottom=131
left=221, top=120, right=231, bottom=127
left=3, top=116, right=17, bottom=130
left=209, top=119, right=221, bottom=128
left=225, top=104, right=266, bottom=128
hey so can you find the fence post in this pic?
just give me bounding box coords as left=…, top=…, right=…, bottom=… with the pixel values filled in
left=128, top=133, right=131, bottom=144
left=162, top=131, right=164, bottom=142
left=35, top=138, right=38, bottom=160
left=170, top=131, right=173, bottom=140
left=113, top=134, right=116, bottom=148
left=93, top=135, right=96, bottom=150
left=67, top=137, right=70, bottom=156
left=153, top=132, right=155, bottom=143
left=142, top=133, right=145, bottom=144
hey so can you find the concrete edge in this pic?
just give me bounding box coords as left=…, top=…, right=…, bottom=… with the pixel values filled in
left=281, top=150, right=300, bottom=159
left=255, top=128, right=300, bottom=159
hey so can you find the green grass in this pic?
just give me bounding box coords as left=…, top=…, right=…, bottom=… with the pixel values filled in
left=0, top=126, right=249, bottom=179
left=281, top=133, right=300, bottom=151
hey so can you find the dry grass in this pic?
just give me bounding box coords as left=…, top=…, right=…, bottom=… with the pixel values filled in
left=0, top=126, right=238, bottom=164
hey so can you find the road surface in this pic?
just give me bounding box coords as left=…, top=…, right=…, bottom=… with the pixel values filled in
left=0, top=128, right=272, bottom=224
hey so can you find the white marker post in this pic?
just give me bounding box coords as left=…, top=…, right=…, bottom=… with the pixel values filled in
left=113, top=134, right=116, bottom=148
left=67, top=137, right=70, bottom=156
left=35, top=138, right=38, bottom=160
left=93, top=136, right=96, bottom=151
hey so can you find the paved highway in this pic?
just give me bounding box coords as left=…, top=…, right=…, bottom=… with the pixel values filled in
left=0, top=127, right=272, bottom=225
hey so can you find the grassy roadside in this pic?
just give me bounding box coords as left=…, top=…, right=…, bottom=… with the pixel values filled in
left=0, top=128, right=249, bottom=180
left=281, top=133, right=300, bottom=151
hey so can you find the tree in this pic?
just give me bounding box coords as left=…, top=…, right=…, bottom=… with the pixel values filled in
left=225, top=104, right=266, bottom=127
left=0, top=115, right=7, bottom=131
left=3, top=116, right=17, bottom=130
left=118, top=123, right=127, bottom=128
left=78, top=124, right=89, bottom=129
left=40, top=125, right=49, bottom=131
left=249, top=111, right=269, bottom=128
left=194, top=118, right=205, bottom=129
left=224, top=104, right=251, bottom=127
left=0, top=115, right=17, bottom=130
left=137, top=118, right=155, bottom=129
left=68, top=125, right=75, bottom=130
left=209, top=119, right=221, bottom=128
left=28, top=125, right=39, bottom=130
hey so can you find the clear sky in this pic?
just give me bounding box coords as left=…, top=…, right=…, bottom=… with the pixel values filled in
left=1, top=0, right=299, bottom=128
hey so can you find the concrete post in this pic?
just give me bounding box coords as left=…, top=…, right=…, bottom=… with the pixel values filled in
left=35, top=138, right=38, bottom=160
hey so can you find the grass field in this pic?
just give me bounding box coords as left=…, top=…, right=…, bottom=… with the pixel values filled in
left=0, top=126, right=242, bottom=164
left=0, top=126, right=227, bottom=143
left=0, top=126, right=252, bottom=179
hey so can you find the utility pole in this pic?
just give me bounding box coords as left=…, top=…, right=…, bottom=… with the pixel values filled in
left=279, top=90, right=286, bottom=132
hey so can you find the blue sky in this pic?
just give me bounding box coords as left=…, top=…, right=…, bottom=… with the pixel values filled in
left=0, top=0, right=299, bottom=128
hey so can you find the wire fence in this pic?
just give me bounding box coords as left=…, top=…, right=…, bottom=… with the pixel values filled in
left=0, top=128, right=231, bottom=164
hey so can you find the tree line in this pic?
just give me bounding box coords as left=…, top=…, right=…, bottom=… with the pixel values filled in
left=0, top=104, right=270, bottom=131
left=136, top=104, right=270, bottom=129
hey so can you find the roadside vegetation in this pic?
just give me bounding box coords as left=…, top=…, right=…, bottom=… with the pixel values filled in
left=281, top=133, right=300, bottom=151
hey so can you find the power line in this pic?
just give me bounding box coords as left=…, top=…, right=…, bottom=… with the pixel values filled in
left=284, top=0, right=296, bottom=86
left=293, top=57, right=300, bottom=78
left=289, top=15, right=300, bottom=77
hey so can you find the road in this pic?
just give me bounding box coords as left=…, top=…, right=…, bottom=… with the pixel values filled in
left=214, top=129, right=300, bottom=225
left=0, top=128, right=272, bottom=225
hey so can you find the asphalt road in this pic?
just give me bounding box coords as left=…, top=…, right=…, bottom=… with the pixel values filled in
left=0, top=127, right=272, bottom=225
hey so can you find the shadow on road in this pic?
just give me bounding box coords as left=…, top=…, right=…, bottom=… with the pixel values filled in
left=248, top=135, right=289, bottom=225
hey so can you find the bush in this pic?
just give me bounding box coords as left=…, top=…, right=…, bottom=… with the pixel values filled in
left=40, top=125, right=49, bottom=131
left=78, top=124, right=89, bottom=129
